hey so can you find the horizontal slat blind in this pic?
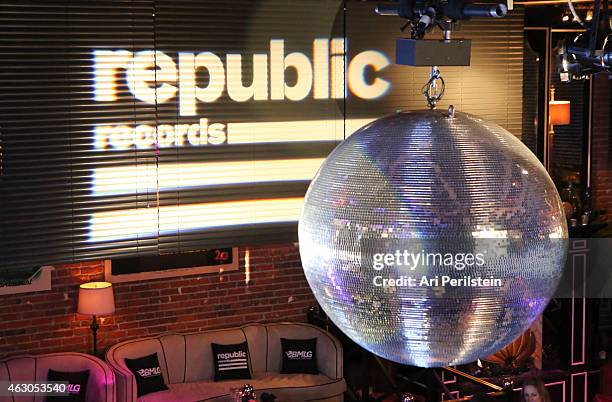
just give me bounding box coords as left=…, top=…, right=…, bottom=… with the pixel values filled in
left=0, top=1, right=157, bottom=277
left=151, top=0, right=345, bottom=255
left=345, top=3, right=525, bottom=136
left=522, top=36, right=539, bottom=155
left=0, top=1, right=524, bottom=278
left=0, top=0, right=346, bottom=277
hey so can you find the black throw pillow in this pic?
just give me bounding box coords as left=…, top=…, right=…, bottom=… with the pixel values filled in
left=211, top=341, right=252, bottom=381
left=46, top=369, right=89, bottom=402
left=281, top=338, right=318, bottom=374
left=124, top=353, right=169, bottom=397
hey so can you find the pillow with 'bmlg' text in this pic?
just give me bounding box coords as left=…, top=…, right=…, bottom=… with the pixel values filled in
left=124, top=353, right=169, bottom=397
left=45, top=369, right=89, bottom=402
left=281, top=337, right=318, bottom=374
left=211, top=341, right=252, bottom=381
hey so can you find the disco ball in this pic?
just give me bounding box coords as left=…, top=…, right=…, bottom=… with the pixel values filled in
left=298, top=109, right=568, bottom=368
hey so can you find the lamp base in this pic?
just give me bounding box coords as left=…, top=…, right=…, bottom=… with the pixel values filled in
left=90, top=315, right=99, bottom=356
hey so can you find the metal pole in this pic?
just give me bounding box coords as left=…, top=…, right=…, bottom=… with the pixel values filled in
left=91, top=315, right=99, bottom=356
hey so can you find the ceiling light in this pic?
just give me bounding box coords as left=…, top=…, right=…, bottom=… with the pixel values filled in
left=562, top=8, right=571, bottom=22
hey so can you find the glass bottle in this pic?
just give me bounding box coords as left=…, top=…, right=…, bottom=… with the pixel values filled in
left=581, top=188, right=592, bottom=225
left=560, top=182, right=581, bottom=219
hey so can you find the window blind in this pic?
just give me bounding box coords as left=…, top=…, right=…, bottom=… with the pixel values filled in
left=0, top=0, right=525, bottom=279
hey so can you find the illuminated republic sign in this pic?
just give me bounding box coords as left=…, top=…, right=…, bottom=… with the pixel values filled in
left=89, top=38, right=391, bottom=242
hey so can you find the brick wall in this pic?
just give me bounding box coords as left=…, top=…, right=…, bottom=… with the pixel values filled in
left=0, top=243, right=316, bottom=358
left=591, top=74, right=612, bottom=211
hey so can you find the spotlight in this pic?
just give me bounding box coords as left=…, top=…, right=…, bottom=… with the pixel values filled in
left=562, top=8, right=571, bottom=22
left=586, top=10, right=593, bottom=21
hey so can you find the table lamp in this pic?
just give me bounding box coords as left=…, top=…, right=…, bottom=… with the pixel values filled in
left=548, top=85, right=571, bottom=171
left=77, top=281, right=115, bottom=356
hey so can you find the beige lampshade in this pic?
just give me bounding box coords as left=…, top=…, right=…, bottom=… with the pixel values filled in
left=549, top=100, right=571, bottom=126
left=77, top=282, right=115, bottom=316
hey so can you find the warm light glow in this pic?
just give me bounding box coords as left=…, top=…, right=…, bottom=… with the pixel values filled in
left=92, top=158, right=326, bottom=196
left=89, top=197, right=305, bottom=242
left=245, top=249, right=251, bottom=285
left=80, top=282, right=111, bottom=290
left=549, top=86, right=570, bottom=126
left=77, top=282, right=115, bottom=316
left=549, top=101, right=571, bottom=125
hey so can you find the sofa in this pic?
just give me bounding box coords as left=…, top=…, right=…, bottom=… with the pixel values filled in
left=594, top=361, right=612, bottom=402
left=0, top=352, right=116, bottom=402
left=105, top=322, right=346, bottom=402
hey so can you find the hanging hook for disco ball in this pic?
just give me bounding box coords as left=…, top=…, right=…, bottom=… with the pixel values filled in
left=422, top=66, right=445, bottom=108
left=298, top=109, right=568, bottom=368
